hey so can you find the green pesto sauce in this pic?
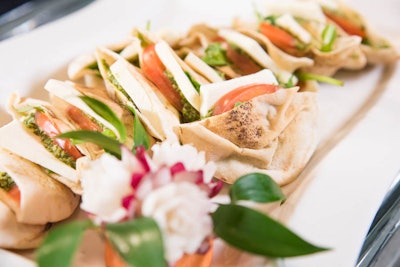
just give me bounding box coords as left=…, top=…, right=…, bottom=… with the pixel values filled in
left=0, top=172, right=15, bottom=192
left=23, top=113, right=76, bottom=169
left=101, top=59, right=131, bottom=101
left=165, top=70, right=200, bottom=123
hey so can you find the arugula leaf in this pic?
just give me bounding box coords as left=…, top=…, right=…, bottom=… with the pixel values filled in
left=321, top=24, right=337, bottom=52
left=36, top=220, right=93, bottom=267
left=202, top=43, right=229, bottom=66
left=79, top=95, right=127, bottom=143
left=212, top=204, right=328, bottom=258
left=229, top=173, right=285, bottom=204
left=58, top=130, right=122, bottom=159
left=106, top=218, right=165, bottom=267
left=296, top=71, right=344, bottom=86
left=127, top=106, right=150, bottom=152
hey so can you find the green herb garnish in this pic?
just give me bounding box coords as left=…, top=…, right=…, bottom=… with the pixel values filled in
left=202, top=43, right=229, bottom=66
left=297, top=72, right=344, bottom=86
left=321, top=24, right=337, bottom=52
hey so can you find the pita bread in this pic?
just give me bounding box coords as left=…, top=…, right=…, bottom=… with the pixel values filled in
left=0, top=148, right=79, bottom=224
left=175, top=86, right=318, bottom=185
left=303, top=35, right=367, bottom=76
left=0, top=201, right=45, bottom=249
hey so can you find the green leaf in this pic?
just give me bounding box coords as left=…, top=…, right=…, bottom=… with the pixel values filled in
left=127, top=107, right=150, bottom=152
left=185, top=71, right=201, bottom=93
left=58, top=130, right=122, bottom=159
left=229, top=173, right=285, bottom=204
left=296, top=72, right=344, bottom=86
left=321, top=24, right=337, bottom=52
left=79, top=95, right=127, bottom=143
left=202, top=43, right=229, bottom=66
left=212, top=204, right=328, bottom=258
left=36, top=220, right=93, bottom=267
left=105, top=217, right=165, bottom=267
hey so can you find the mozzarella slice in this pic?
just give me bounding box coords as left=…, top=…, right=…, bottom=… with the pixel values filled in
left=184, top=52, right=224, bottom=83
left=218, top=29, right=295, bottom=84
left=155, top=41, right=200, bottom=111
left=199, top=69, right=278, bottom=117
left=276, top=14, right=311, bottom=44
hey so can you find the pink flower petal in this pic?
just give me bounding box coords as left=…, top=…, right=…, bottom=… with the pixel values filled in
left=170, top=162, right=186, bottom=175
left=122, top=194, right=134, bottom=210
left=131, top=173, right=144, bottom=189
left=135, top=146, right=151, bottom=172
left=209, top=180, right=223, bottom=198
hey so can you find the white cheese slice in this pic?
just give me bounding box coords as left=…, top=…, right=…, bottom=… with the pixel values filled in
left=218, top=29, right=295, bottom=84
left=276, top=14, right=311, bottom=44
left=184, top=52, right=224, bottom=83
left=154, top=41, right=200, bottom=111
left=313, top=0, right=338, bottom=10
left=44, top=79, right=120, bottom=138
left=0, top=120, right=77, bottom=182
left=199, top=69, right=278, bottom=117
left=264, top=0, right=326, bottom=23
left=110, top=58, right=180, bottom=142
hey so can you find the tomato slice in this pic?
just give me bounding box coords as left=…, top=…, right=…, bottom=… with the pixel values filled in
left=66, top=105, right=102, bottom=132
left=225, top=45, right=262, bottom=76
left=35, top=111, right=83, bottom=161
left=259, top=22, right=298, bottom=54
left=323, top=10, right=367, bottom=38
left=141, top=43, right=183, bottom=111
left=212, top=83, right=278, bottom=116
left=8, top=185, right=21, bottom=204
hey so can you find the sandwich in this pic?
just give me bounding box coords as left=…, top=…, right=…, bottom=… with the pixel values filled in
left=0, top=147, right=79, bottom=224
left=95, top=46, right=181, bottom=142
left=44, top=78, right=135, bottom=150
left=0, top=94, right=92, bottom=193
left=236, top=0, right=366, bottom=76
left=175, top=69, right=318, bottom=185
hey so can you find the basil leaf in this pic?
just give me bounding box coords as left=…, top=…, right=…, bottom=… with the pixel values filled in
left=36, top=220, right=93, bottom=267
left=185, top=71, right=201, bottom=93
left=296, top=72, right=344, bottom=86
left=321, top=24, right=337, bottom=52
left=79, top=95, right=127, bottom=143
left=212, top=204, right=328, bottom=258
left=105, top=218, right=165, bottom=267
left=202, top=43, right=229, bottom=66
left=229, top=173, right=285, bottom=204
left=126, top=107, right=150, bottom=151
left=58, top=130, right=122, bottom=159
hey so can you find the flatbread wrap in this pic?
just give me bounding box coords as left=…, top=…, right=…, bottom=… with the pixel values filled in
left=175, top=70, right=318, bottom=185
left=95, top=46, right=180, bottom=142
left=0, top=94, right=94, bottom=193
left=0, top=148, right=79, bottom=224
left=0, top=201, right=46, bottom=249
left=44, top=79, right=135, bottom=150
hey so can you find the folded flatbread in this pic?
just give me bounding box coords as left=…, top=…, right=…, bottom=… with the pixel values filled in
left=0, top=148, right=79, bottom=224
left=0, top=201, right=46, bottom=249
left=175, top=83, right=318, bottom=185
